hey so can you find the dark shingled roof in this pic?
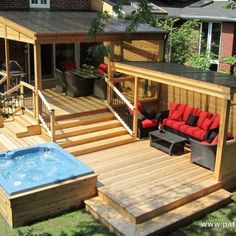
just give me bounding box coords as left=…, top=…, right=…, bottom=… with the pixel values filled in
left=122, top=61, right=236, bottom=88
left=151, top=1, right=236, bottom=21
left=0, top=11, right=166, bottom=34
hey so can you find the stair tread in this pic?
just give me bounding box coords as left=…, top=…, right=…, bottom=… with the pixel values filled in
left=55, top=113, right=114, bottom=129
left=55, top=119, right=119, bottom=135
left=4, top=121, right=28, bottom=133
left=66, top=134, right=134, bottom=156
left=14, top=114, right=38, bottom=127
left=85, top=189, right=231, bottom=236
left=57, top=127, right=127, bottom=146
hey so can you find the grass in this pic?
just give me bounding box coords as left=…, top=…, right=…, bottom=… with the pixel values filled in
left=0, top=209, right=114, bottom=236
left=1, top=191, right=236, bottom=236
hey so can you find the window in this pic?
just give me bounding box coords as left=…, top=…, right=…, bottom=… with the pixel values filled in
left=200, top=22, right=221, bottom=60
left=30, top=0, right=50, bottom=8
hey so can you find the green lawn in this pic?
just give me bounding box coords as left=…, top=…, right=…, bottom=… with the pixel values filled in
left=1, top=191, right=236, bottom=236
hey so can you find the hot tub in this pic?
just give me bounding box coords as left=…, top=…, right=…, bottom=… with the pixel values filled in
left=0, top=143, right=97, bottom=228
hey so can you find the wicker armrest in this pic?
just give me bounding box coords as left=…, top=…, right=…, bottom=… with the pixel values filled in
left=190, top=139, right=217, bottom=171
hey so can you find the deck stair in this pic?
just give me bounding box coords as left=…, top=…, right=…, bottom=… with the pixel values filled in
left=85, top=188, right=231, bottom=236
left=55, top=112, right=134, bottom=156
left=3, top=112, right=41, bottom=138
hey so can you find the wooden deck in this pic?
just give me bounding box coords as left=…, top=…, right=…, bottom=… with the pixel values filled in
left=43, top=88, right=107, bottom=116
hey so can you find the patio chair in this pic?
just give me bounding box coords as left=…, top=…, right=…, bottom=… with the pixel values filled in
left=55, top=68, right=67, bottom=93
left=65, top=71, right=93, bottom=97
left=190, top=139, right=217, bottom=171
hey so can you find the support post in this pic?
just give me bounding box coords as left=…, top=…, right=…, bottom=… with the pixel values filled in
left=20, top=82, right=24, bottom=109
left=107, top=58, right=114, bottom=105
left=133, top=76, right=139, bottom=139
left=50, top=109, right=56, bottom=142
left=214, top=99, right=231, bottom=181
left=5, top=39, right=10, bottom=91
left=33, top=42, right=42, bottom=120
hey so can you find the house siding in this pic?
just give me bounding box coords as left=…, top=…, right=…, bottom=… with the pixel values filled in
left=219, top=22, right=235, bottom=72
left=0, top=0, right=28, bottom=10
left=51, top=0, right=90, bottom=10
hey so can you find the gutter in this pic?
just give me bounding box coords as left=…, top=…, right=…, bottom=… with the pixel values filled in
left=179, top=15, right=236, bottom=22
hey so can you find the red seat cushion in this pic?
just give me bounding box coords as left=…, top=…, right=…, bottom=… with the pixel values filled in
left=163, top=119, right=185, bottom=130
left=141, top=119, right=158, bottom=128
left=183, top=106, right=193, bottom=122
left=209, top=114, right=220, bottom=130
left=197, top=111, right=212, bottom=129
left=184, top=126, right=207, bottom=140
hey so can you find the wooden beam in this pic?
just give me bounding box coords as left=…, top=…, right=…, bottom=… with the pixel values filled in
left=214, top=99, right=231, bottom=181
left=5, top=38, right=10, bottom=90
left=33, top=42, right=42, bottom=119
left=133, top=76, right=139, bottom=139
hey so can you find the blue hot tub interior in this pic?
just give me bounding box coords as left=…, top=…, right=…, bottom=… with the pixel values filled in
left=0, top=142, right=94, bottom=196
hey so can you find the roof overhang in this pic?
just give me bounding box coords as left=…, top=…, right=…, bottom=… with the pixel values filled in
left=0, top=11, right=167, bottom=45
left=112, top=61, right=235, bottom=100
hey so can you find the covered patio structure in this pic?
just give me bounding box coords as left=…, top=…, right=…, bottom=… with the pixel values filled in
left=107, top=60, right=236, bottom=182
left=0, top=10, right=166, bottom=140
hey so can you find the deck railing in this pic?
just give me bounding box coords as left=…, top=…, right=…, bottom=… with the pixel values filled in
left=106, top=80, right=134, bottom=135
left=38, top=90, right=55, bottom=141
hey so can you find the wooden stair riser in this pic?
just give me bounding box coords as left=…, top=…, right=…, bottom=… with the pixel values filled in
left=98, top=191, right=136, bottom=224
left=60, top=130, right=128, bottom=148
left=70, top=137, right=134, bottom=157
left=55, top=114, right=115, bottom=130
left=55, top=122, right=121, bottom=140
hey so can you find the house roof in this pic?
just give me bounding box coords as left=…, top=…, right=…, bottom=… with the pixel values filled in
left=0, top=11, right=166, bottom=44
left=151, top=1, right=236, bottom=22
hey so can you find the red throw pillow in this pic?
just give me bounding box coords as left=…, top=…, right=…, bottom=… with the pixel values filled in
left=97, top=63, right=108, bottom=72
left=191, top=107, right=201, bottom=116
left=201, top=118, right=213, bottom=131
left=183, top=106, right=193, bottom=122
left=209, top=114, right=220, bottom=130
left=197, top=111, right=212, bottom=128
left=170, top=103, right=186, bottom=121
left=169, top=102, right=179, bottom=118
left=138, top=102, right=143, bottom=113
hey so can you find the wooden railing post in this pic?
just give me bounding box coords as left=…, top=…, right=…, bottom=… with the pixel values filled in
left=20, top=82, right=24, bottom=109
left=214, top=99, right=231, bottom=181
left=5, top=39, right=10, bottom=91
left=50, top=109, right=56, bottom=142
left=107, top=60, right=114, bottom=105
left=133, top=76, right=139, bottom=139
left=33, top=42, right=42, bottom=120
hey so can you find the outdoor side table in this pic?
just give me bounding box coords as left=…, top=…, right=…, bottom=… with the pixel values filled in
left=149, top=130, right=187, bottom=156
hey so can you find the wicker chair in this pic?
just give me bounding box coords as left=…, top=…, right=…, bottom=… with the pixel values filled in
left=190, top=139, right=217, bottom=171
left=65, top=71, right=93, bottom=97
left=55, top=69, right=67, bottom=93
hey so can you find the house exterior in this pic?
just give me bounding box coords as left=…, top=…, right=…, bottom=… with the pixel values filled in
left=97, top=0, right=236, bottom=73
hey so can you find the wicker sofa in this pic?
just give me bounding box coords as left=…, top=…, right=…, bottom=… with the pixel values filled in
left=161, top=103, right=220, bottom=142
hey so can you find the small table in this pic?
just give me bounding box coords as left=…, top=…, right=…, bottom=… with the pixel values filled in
left=149, top=130, right=187, bottom=156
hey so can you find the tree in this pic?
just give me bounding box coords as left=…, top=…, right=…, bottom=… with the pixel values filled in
left=223, top=0, right=236, bottom=10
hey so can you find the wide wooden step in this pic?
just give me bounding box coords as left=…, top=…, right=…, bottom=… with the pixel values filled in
left=55, top=113, right=114, bottom=130
left=66, top=134, right=134, bottom=156
left=98, top=169, right=221, bottom=224
left=4, top=118, right=41, bottom=138
left=58, top=127, right=128, bottom=148
left=85, top=189, right=231, bottom=236
left=55, top=119, right=121, bottom=140
left=13, top=113, right=38, bottom=128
